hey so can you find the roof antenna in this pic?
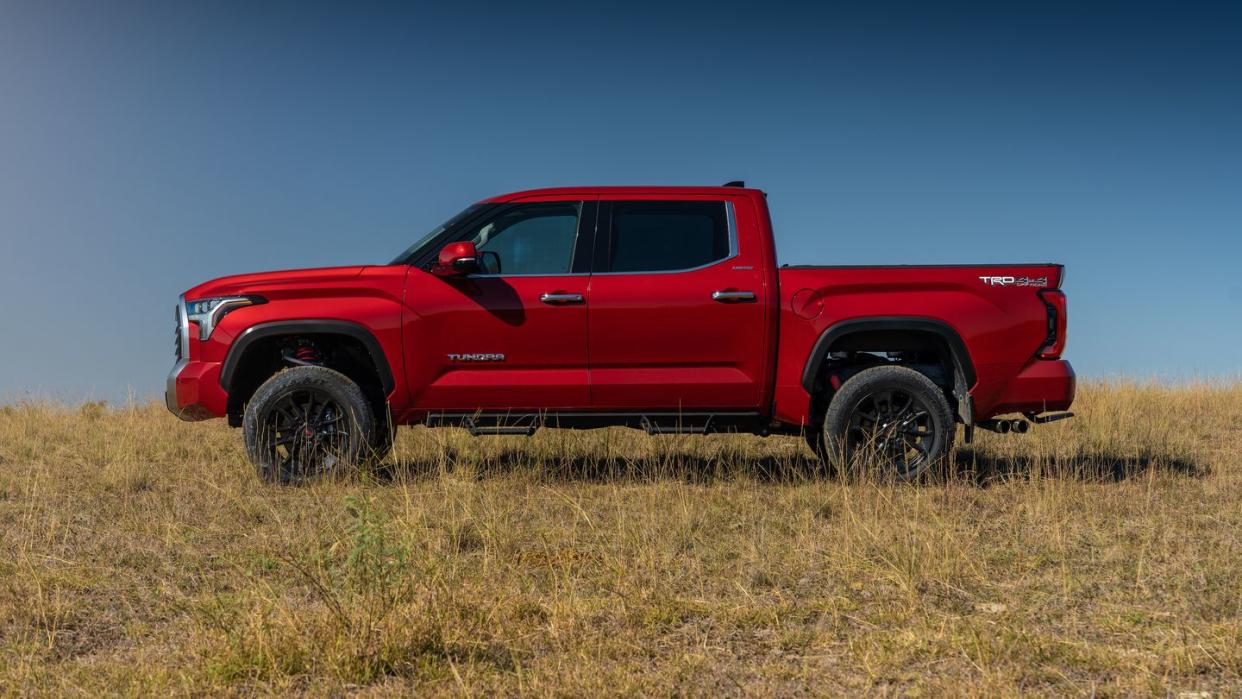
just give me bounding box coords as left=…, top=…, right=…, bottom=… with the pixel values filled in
left=722, top=180, right=745, bottom=187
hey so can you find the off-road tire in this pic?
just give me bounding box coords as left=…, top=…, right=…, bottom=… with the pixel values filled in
left=243, top=366, right=376, bottom=483
left=820, top=365, right=954, bottom=480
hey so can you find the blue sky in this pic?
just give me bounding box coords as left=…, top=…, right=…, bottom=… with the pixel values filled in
left=1, top=1, right=1239, bottom=401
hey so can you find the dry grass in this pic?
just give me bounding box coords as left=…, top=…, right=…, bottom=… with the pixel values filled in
left=1, top=381, right=1239, bottom=696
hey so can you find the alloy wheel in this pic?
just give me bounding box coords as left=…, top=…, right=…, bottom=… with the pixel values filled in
left=845, top=388, right=935, bottom=478
left=258, top=388, right=353, bottom=480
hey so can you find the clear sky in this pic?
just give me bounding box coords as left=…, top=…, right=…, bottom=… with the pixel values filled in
left=1, top=1, right=1239, bottom=401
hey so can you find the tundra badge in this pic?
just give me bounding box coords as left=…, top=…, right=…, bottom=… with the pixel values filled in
left=447, top=353, right=506, bottom=362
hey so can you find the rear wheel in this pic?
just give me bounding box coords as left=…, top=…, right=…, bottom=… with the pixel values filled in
left=243, top=366, right=375, bottom=483
left=820, top=365, right=954, bottom=480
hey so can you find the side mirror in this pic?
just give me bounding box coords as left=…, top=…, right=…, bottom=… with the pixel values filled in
left=478, top=250, right=502, bottom=275
left=432, top=241, right=480, bottom=277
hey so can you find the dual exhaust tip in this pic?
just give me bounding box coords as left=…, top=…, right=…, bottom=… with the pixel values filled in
left=978, top=418, right=1030, bottom=434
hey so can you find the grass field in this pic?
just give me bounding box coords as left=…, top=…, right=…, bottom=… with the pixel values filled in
left=1, top=381, right=1239, bottom=696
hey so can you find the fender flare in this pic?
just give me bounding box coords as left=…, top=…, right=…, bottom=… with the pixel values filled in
left=219, top=320, right=395, bottom=394
left=800, top=317, right=977, bottom=394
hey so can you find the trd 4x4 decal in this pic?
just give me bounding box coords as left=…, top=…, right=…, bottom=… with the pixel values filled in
left=979, top=276, right=1048, bottom=287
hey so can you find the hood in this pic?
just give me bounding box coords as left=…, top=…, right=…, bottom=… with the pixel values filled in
left=184, top=265, right=369, bottom=299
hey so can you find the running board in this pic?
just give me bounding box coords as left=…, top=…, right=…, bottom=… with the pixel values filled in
left=469, top=424, right=539, bottom=436
left=423, top=415, right=540, bottom=437
left=640, top=415, right=714, bottom=435
left=423, top=411, right=763, bottom=436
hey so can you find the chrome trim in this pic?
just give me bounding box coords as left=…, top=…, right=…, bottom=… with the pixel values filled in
left=165, top=357, right=189, bottom=414
left=711, top=290, right=756, bottom=302
left=176, top=294, right=190, bottom=358
left=539, top=292, right=585, bottom=304
left=591, top=200, right=740, bottom=276
left=188, top=296, right=254, bottom=340
left=166, top=294, right=190, bottom=415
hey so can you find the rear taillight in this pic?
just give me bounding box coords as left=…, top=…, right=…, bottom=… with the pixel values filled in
left=1037, top=289, right=1067, bottom=359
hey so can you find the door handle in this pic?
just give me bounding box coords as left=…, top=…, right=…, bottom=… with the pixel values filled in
left=540, top=292, right=584, bottom=305
left=712, top=290, right=756, bottom=303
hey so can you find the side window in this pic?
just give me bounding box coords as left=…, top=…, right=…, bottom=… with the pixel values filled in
left=605, top=201, right=731, bottom=273
left=465, top=202, right=581, bottom=275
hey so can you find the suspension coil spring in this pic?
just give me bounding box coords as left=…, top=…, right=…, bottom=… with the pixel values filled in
left=293, top=345, right=321, bottom=363
left=283, top=342, right=324, bottom=367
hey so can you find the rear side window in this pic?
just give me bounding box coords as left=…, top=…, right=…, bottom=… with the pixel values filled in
left=604, top=201, right=731, bottom=273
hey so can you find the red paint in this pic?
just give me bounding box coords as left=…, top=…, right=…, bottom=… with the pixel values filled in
left=402, top=268, right=591, bottom=412
left=586, top=191, right=777, bottom=410
left=432, top=241, right=477, bottom=277
left=167, top=185, right=1075, bottom=432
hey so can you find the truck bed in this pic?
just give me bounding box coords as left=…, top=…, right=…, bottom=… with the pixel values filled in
left=772, top=262, right=1070, bottom=424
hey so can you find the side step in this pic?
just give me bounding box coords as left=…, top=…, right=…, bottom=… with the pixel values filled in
left=424, top=415, right=540, bottom=437
left=423, top=411, right=763, bottom=436
left=639, top=415, right=714, bottom=435
left=469, top=424, right=539, bottom=436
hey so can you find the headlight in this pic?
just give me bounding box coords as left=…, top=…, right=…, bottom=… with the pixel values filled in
left=185, top=296, right=260, bottom=340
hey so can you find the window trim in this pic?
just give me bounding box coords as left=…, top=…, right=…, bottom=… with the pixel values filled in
left=593, top=200, right=738, bottom=276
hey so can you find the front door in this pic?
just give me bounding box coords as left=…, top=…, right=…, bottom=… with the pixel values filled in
left=587, top=197, right=769, bottom=410
left=403, top=198, right=595, bottom=411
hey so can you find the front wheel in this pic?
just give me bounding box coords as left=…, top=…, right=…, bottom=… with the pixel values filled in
left=242, top=366, right=376, bottom=483
left=820, top=365, right=955, bottom=480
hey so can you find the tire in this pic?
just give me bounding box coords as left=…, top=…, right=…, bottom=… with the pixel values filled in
left=242, top=366, right=376, bottom=483
left=820, top=365, right=954, bottom=480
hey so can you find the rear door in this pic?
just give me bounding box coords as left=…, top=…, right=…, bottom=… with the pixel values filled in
left=403, top=196, right=596, bottom=411
left=586, top=196, right=769, bottom=409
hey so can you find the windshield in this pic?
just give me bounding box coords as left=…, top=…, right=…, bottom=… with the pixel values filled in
left=389, top=204, right=486, bottom=264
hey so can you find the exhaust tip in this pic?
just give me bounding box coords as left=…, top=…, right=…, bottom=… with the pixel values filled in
left=1013, top=420, right=1030, bottom=434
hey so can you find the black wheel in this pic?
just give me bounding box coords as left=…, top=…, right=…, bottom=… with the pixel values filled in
left=242, top=366, right=375, bottom=483
left=821, top=365, right=954, bottom=480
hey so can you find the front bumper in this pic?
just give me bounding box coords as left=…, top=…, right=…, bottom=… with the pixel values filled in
left=165, top=295, right=225, bottom=421
left=165, top=358, right=225, bottom=421
left=165, top=359, right=187, bottom=414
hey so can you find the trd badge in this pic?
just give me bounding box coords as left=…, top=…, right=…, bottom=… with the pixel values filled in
left=979, top=276, right=1047, bottom=287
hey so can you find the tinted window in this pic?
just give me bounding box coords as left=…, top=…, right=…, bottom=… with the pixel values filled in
left=605, top=201, right=730, bottom=273
left=466, top=202, right=581, bottom=275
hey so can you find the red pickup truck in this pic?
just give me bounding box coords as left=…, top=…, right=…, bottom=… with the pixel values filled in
left=167, top=183, right=1074, bottom=482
